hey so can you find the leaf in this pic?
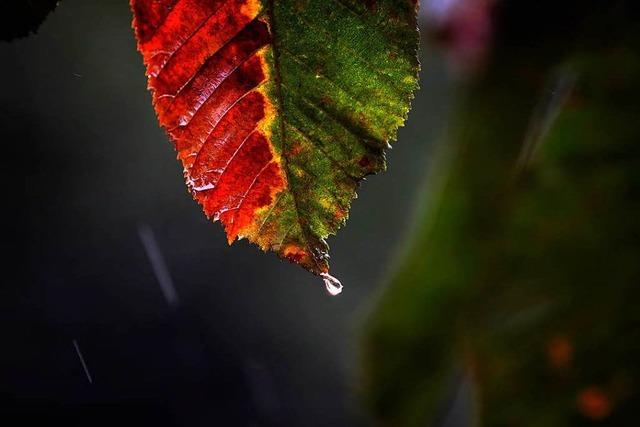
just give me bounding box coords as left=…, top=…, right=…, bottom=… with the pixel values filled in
left=130, top=0, right=419, bottom=278
left=0, top=0, right=60, bottom=41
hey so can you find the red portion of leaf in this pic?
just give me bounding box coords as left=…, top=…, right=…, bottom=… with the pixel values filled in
left=188, top=91, right=266, bottom=182
left=166, top=53, right=267, bottom=149
left=150, top=2, right=265, bottom=97
left=131, top=0, right=179, bottom=44
left=155, top=20, right=270, bottom=128
left=132, top=0, right=286, bottom=247
left=137, top=0, right=226, bottom=75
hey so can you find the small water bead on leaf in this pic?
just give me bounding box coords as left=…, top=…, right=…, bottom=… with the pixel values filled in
left=321, top=273, right=343, bottom=296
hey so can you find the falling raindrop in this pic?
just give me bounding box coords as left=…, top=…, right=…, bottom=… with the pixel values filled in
left=321, top=273, right=343, bottom=296
left=72, top=339, right=93, bottom=384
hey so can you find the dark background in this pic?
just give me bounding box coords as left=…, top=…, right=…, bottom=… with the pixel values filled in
left=0, top=1, right=455, bottom=425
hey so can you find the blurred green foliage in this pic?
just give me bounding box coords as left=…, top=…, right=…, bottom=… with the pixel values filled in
left=361, top=1, right=640, bottom=425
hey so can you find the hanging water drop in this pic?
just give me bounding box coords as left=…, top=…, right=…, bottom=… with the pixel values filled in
left=321, top=273, right=343, bottom=296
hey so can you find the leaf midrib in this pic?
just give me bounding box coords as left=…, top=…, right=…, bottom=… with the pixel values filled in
left=266, top=0, right=324, bottom=273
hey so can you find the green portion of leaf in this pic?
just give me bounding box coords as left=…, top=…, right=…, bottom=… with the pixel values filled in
left=361, top=3, right=640, bottom=425
left=256, top=0, right=419, bottom=274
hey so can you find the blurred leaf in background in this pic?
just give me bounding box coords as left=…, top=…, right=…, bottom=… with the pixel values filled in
left=362, top=0, right=640, bottom=425
left=0, top=0, right=60, bottom=41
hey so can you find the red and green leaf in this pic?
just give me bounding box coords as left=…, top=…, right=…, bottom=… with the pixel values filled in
left=130, top=0, right=419, bottom=281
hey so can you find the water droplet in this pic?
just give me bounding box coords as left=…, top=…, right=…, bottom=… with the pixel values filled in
left=321, top=273, right=343, bottom=296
